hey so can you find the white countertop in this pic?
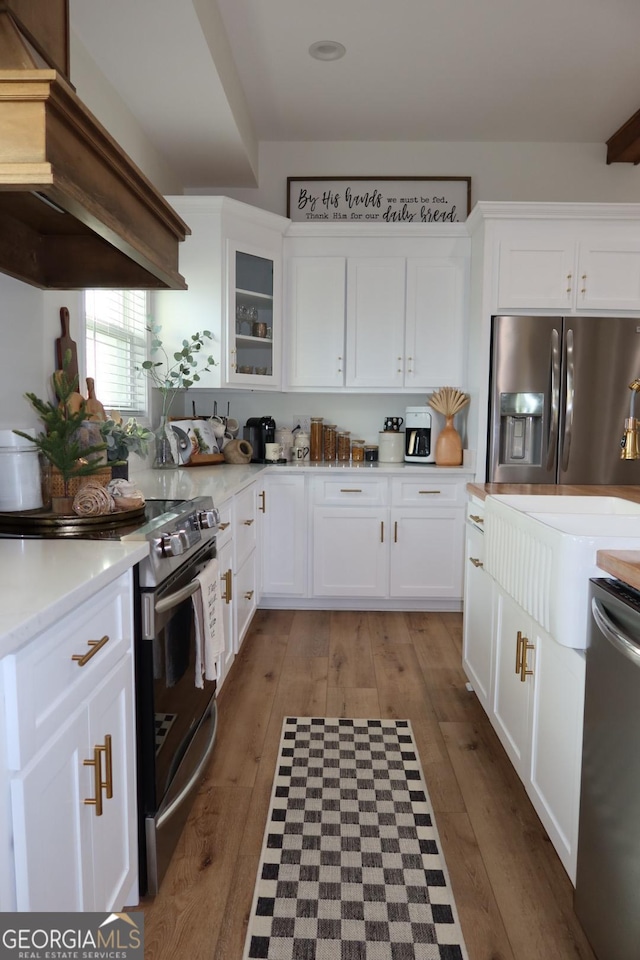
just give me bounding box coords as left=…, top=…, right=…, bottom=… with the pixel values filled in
left=0, top=539, right=148, bottom=657
left=131, top=461, right=474, bottom=504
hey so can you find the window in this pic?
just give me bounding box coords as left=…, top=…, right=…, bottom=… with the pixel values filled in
left=84, top=290, right=149, bottom=418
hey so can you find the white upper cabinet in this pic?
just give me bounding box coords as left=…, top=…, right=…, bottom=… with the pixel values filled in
left=346, top=258, right=406, bottom=388
left=284, top=226, right=470, bottom=391
left=155, top=197, right=289, bottom=390
left=492, top=211, right=640, bottom=312
left=287, top=257, right=346, bottom=388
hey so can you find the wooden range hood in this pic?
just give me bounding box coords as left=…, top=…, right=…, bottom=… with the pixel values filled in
left=0, top=8, right=189, bottom=289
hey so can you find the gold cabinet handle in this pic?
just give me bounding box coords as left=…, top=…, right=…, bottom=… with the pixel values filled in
left=244, top=590, right=254, bottom=600
left=337, top=356, right=343, bottom=373
left=380, top=521, right=384, bottom=543
left=218, top=521, right=230, bottom=531
left=103, top=734, right=113, bottom=800
left=515, top=630, right=523, bottom=675
left=469, top=557, right=483, bottom=567
left=72, top=634, right=110, bottom=667
left=340, top=488, right=362, bottom=493
left=243, top=518, right=255, bottom=526
left=566, top=273, right=572, bottom=294
left=469, top=514, right=484, bottom=523
left=222, top=568, right=232, bottom=604
left=520, top=639, right=534, bottom=682
left=419, top=489, right=441, bottom=495
left=394, top=520, right=398, bottom=543
left=581, top=274, right=587, bottom=294
left=84, top=746, right=103, bottom=817
left=259, top=490, right=266, bottom=513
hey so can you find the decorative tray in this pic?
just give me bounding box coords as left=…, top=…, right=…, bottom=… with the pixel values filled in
left=184, top=453, right=225, bottom=467
left=0, top=504, right=147, bottom=532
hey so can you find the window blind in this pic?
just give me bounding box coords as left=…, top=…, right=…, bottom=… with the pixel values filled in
left=84, top=290, right=149, bottom=417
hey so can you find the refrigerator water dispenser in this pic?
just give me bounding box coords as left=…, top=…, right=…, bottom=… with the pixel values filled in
left=499, top=393, right=543, bottom=466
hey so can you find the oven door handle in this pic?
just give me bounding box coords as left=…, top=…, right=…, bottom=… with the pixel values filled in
left=156, top=701, right=218, bottom=830
left=155, top=579, right=201, bottom=615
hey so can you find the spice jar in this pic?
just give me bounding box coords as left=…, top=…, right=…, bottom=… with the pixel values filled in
left=364, top=444, right=378, bottom=462
left=310, top=417, right=324, bottom=461
left=337, top=430, right=351, bottom=462
left=323, top=423, right=337, bottom=461
left=351, top=439, right=365, bottom=462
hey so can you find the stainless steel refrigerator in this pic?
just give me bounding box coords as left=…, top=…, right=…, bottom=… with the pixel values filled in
left=487, top=314, right=640, bottom=484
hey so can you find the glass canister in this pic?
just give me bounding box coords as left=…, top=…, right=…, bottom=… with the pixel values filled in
left=310, top=417, right=324, bottom=461
left=323, top=423, right=337, bottom=461
left=337, top=430, right=351, bottom=461
left=364, top=444, right=378, bottom=462
left=351, top=439, right=365, bottom=462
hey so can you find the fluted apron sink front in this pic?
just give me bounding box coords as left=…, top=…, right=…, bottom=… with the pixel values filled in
left=484, top=495, right=640, bottom=649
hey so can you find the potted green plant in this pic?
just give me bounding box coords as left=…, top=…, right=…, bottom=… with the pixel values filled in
left=138, top=322, right=216, bottom=468
left=14, top=359, right=109, bottom=513
left=99, top=417, right=154, bottom=478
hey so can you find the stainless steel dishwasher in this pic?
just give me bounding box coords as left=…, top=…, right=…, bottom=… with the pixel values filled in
left=574, top=577, right=640, bottom=960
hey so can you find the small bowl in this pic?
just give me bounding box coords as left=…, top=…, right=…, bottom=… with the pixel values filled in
left=254, top=366, right=268, bottom=376
left=238, top=365, right=254, bottom=374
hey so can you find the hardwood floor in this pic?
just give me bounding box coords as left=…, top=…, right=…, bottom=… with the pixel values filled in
left=137, top=610, right=596, bottom=960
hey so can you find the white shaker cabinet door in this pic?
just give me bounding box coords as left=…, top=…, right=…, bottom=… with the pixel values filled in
left=11, top=709, right=92, bottom=911
left=287, top=257, right=346, bottom=387
left=495, top=222, right=576, bottom=310
left=260, top=474, right=307, bottom=596
left=576, top=238, right=640, bottom=311
left=492, top=589, right=533, bottom=783
left=389, top=509, right=464, bottom=599
left=462, top=523, right=493, bottom=714
left=313, top=507, right=388, bottom=597
left=87, top=655, right=138, bottom=913
left=345, top=258, right=406, bottom=388
left=405, top=257, right=467, bottom=388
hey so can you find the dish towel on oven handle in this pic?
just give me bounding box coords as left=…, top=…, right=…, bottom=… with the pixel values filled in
left=192, top=557, right=225, bottom=688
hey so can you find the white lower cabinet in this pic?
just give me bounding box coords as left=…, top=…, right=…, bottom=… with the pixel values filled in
left=466, top=573, right=585, bottom=883
left=462, top=519, right=493, bottom=714
left=492, top=589, right=534, bottom=781
left=313, top=506, right=389, bottom=597
left=216, top=534, right=234, bottom=690
left=3, top=571, right=137, bottom=911
left=309, top=475, right=467, bottom=601
left=259, top=474, right=307, bottom=596
left=390, top=508, right=463, bottom=598
left=235, top=548, right=257, bottom=645
left=233, top=483, right=258, bottom=650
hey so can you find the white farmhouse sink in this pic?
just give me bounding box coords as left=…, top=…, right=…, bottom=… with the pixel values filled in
left=484, top=495, right=640, bottom=649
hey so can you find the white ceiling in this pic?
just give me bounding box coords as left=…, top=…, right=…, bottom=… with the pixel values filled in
left=70, top=0, right=640, bottom=190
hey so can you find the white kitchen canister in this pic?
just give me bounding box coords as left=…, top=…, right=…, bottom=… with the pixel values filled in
left=0, top=428, right=43, bottom=511
left=378, top=430, right=405, bottom=463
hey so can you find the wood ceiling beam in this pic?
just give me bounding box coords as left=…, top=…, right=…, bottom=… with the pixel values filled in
left=607, top=108, right=640, bottom=165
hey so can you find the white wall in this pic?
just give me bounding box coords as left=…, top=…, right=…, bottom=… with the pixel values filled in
left=176, top=388, right=464, bottom=450
left=208, top=140, right=640, bottom=217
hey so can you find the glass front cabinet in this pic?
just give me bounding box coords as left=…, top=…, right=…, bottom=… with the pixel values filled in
left=227, top=242, right=281, bottom=387
left=154, top=197, right=288, bottom=393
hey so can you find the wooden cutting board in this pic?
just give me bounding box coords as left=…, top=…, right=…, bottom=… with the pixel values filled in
left=55, top=306, right=79, bottom=385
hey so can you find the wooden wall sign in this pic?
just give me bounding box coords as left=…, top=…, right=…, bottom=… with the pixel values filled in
left=287, top=176, right=471, bottom=224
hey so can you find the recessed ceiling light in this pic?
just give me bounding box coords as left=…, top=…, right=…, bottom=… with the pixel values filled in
left=308, top=40, right=346, bottom=61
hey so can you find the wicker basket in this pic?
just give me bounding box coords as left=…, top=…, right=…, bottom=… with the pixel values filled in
left=50, top=465, right=112, bottom=498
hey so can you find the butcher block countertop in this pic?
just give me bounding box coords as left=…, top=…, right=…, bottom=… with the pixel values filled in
left=466, top=482, right=640, bottom=504
left=467, top=482, right=640, bottom=592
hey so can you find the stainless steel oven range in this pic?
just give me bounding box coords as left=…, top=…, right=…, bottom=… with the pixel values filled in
left=123, top=496, right=219, bottom=896
left=0, top=495, right=220, bottom=897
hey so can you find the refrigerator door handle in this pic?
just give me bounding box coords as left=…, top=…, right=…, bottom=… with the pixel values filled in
left=561, top=329, right=575, bottom=471
left=546, top=327, right=560, bottom=471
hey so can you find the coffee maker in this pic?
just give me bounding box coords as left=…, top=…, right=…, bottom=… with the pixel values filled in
left=404, top=406, right=436, bottom=463
left=243, top=416, right=276, bottom=462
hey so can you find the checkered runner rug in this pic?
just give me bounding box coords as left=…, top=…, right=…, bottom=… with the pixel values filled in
left=244, top=717, right=468, bottom=960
